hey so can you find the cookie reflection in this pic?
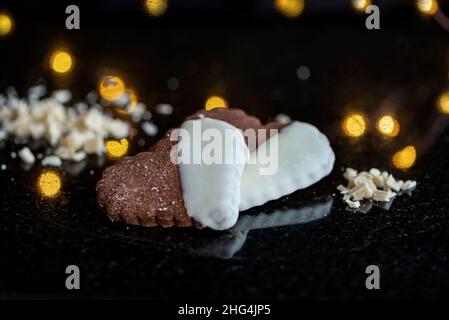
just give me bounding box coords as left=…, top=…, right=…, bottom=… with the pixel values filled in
left=188, top=196, right=333, bottom=259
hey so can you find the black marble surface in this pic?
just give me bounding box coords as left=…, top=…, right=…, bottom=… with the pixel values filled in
left=1, top=2, right=449, bottom=299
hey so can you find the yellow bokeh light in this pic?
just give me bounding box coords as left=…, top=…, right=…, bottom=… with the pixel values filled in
left=417, top=0, right=439, bottom=15
left=275, top=0, right=304, bottom=18
left=145, top=0, right=168, bottom=17
left=0, top=13, right=13, bottom=36
left=205, top=96, right=228, bottom=111
left=99, top=76, right=126, bottom=101
left=106, top=138, right=129, bottom=159
left=49, top=50, right=74, bottom=74
left=437, top=91, right=449, bottom=114
left=351, top=0, right=371, bottom=12
left=128, top=89, right=138, bottom=107
left=37, top=169, right=62, bottom=198
left=392, top=146, right=417, bottom=170
left=376, top=115, right=400, bottom=137
left=342, top=113, right=366, bottom=138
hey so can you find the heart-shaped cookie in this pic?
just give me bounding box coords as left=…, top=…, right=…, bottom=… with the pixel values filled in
left=97, top=108, right=335, bottom=230
left=97, top=108, right=264, bottom=228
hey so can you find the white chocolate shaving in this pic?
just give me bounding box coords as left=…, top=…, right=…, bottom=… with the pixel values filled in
left=345, top=198, right=360, bottom=209
left=155, top=103, right=173, bottom=115
left=141, top=121, right=158, bottom=136
left=18, top=147, right=35, bottom=164
left=337, top=167, right=417, bottom=209
left=0, top=86, right=133, bottom=165
left=41, top=155, right=62, bottom=167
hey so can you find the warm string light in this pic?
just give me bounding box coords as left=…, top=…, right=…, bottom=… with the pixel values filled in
left=205, top=96, right=228, bottom=111
left=342, top=113, right=366, bottom=138
left=437, top=90, right=449, bottom=114
left=145, top=0, right=168, bottom=17
left=49, top=50, right=74, bottom=74
left=351, top=0, right=371, bottom=13
left=127, top=88, right=138, bottom=107
left=37, top=169, right=62, bottom=198
left=106, top=138, right=129, bottom=159
left=416, top=0, right=439, bottom=16
left=392, top=146, right=417, bottom=169
left=376, top=115, right=400, bottom=137
left=98, top=75, right=126, bottom=102
left=0, top=13, right=13, bottom=36
left=98, top=76, right=140, bottom=116
left=274, top=0, right=305, bottom=18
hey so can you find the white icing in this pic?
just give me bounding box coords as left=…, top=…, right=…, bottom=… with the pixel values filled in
left=239, top=121, right=335, bottom=211
left=177, top=117, right=249, bottom=230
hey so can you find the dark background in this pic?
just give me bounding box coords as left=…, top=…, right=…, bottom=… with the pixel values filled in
left=1, top=0, right=449, bottom=299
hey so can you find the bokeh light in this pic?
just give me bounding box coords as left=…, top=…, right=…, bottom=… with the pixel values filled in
left=205, top=96, right=228, bottom=111
left=376, top=115, right=400, bottom=137
left=416, top=0, right=439, bottom=15
left=392, top=146, right=417, bottom=170
left=437, top=91, right=449, bottom=114
left=145, top=0, right=168, bottom=17
left=351, top=0, right=371, bottom=12
left=49, top=50, right=74, bottom=74
left=37, top=169, right=62, bottom=198
left=0, top=13, right=13, bottom=36
left=274, top=0, right=304, bottom=18
left=106, top=138, right=129, bottom=159
left=99, top=76, right=126, bottom=102
left=127, top=88, right=138, bottom=107
left=342, top=113, right=366, bottom=138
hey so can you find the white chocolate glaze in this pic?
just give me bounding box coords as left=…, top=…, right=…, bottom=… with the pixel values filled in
left=239, top=121, right=335, bottom=211
left=177, top=117, right=249, bottom=230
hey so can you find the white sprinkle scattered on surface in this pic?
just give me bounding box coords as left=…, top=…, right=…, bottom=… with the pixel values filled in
left=129, top=103, right=146, bottom=122
left=72, top=151, right=87, bottom=162
left=337, top=167, right=417, bottom=210
left=141, top=122, right=158, bottom=136
left=41, top=155, right=62, bottom=167
left=18, top=147, right=35, bottom=164
left=0, top=86, right=132, bottom=165
left=155, top=103, right=173, bottom=115
left=86, top=91, right=98, bottom=104
left=28, top=85, right=47, bottom=102
left=0, top=129, right=7, bottom=140
left=345, top=198, right=360, bottom=209
left=51, top=89, right=72, bottom=104
left=1, top=164, right=7, bottom=171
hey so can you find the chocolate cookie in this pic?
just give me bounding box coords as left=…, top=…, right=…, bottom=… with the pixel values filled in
left=97, top=108, right=287, bottom=228
left=97, top=134, right=199, bottom=228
